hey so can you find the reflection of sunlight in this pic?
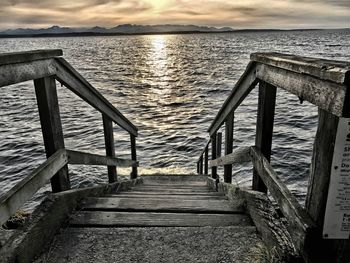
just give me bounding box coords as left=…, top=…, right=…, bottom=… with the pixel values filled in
left=151, top=35, right=167, bottom=68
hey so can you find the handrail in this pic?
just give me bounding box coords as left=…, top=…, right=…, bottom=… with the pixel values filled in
left=54, top=58, right=137, bottom=136
left=0, top=50, right=139, bottom=226
left=0, top=149, right=68, bottom=226
left=66, top=150, right=138, bottom=167
left=207, top=61, right=258, bottom=135
left=196, top=52, right=350, bottom=261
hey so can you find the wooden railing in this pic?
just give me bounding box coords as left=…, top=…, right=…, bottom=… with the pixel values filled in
left=0, top=50, right=138, bottom=226
left=196, top=53, right=350, bottom=262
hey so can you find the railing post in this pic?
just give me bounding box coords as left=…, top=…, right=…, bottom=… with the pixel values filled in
left=216, top=132, right=222, bottom=157
left=252, top=81, right=276, bottom=193
left=34, top=76, right=70, bottom=192
left=199, top=155, right=203, bottom=175
left=102, top=115, right=117, bottom=183
left=224, top=112, right=234, bottom=183
left=304, top=109, right=350, bottom=262
left=211, top=132, right=217, bottom=179
left=130, top=134, right=138, bottom=179
left=204, top=145, right=209, bottom=175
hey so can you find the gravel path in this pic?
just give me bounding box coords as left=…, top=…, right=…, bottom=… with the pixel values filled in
left=36, top=226, right=261, bottom=263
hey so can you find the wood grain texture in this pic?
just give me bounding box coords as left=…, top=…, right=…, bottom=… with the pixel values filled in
left=211, top=132, right=217, bottom=179
left=80, top=197, right=242, bottom=213
left=0, top=59, right=56, bottom=88
left=209, top=146, right=251, bottom=167
left=67, top=150, right=137, bottom=167
left=0, top=49, right=62, bottom=66
left=0, top=149, right=68, bottom=226
left=251, top=147, right=316, bottom=255
left=255, top=63, right=346, bottom=117
left=106, top=194, right=227, bottom=200
left=251, top=52, right=350, bottom=84
left=103, top=115, right=117, bottom=183
left=224, top=112, right=234, bottom=183
left=130, top=134, right=138, bottom=179
left=110, top=191, right=224, bottom=196
left=34, top=76, right=70, bottom=192
left=252, top=81, right=276, bottom=193
left=70, top=211, right=252, bottom=227
left=204, top=145, right=209, bottom=175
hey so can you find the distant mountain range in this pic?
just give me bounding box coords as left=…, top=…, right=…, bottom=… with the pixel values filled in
left=0, top=25, right=348, bottom=37
left=0, top=24, right=234, bottom=36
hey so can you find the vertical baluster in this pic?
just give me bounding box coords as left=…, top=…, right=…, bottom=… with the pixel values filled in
left=130, top=134, right=138, bottom=179
left=199, top=155, right=203, bottom=175
left=34, top=76, right=70, bottom=192
left=224, top=111, right=234, bottom=183
left=103, top=115, right=117, bottom=183
left=211, top=132, right=217, bottom=179
left=204, top=145, right=209, bottom=175
left=216, top=132, right=222, bottom=157
left=252, top=81, right=276, bottom=193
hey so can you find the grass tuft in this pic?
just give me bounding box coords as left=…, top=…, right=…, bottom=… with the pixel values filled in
left=250, top=242, right=282, bottom=263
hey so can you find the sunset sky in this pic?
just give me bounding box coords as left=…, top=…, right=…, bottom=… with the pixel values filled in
left=0, top=0, right=349, bottom=30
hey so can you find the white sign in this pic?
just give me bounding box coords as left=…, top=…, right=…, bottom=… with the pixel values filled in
left=323, top=117, right=350, bottom=239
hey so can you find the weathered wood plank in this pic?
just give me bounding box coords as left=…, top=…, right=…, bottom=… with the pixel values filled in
left=305, top=109, right=338, bottom=226
left=132, top=189, right=211, bottom=194
left=0, top=59, right=56, bottom=87
left=211, top=132, right=217, bottom=178
left=250, top=147, right=316, bottom=254
left=255, top=63, right=346, bottom=117
left=252, top=81, right=276, bottom=193
left=208, top=62, right=258, bottom=135
left=66, top=150, right=137, bottom=167
left=216, top=132, right=222, bottom=157
left=81, top=197, right=241, bottom=213
left=53, top=58, right=138, bottom=136
left=34, top=76, right=70, bottom=192
left=130, top=134, right=138, bottom=179
left=0, top=149, right=68, bottom=226
left=107, top=194, right=227, bottom=200
left=304, top=109, right=350, bottom=263
left=204, top=145, right=209, bottom=175
left=70, top=211, right=251, bottom=227
left=251, top=52, right=350, bottom=84
left=209, top=146, right=251, bottom=167
left=115, top=191, right=224, bottom=196
left=0, top=49, right=62, bottom=66
left=134, top=185, right=208, bottom=190
left=224, top=112, right=234, bottom=183
left=102, top=115, right=117, bottom=183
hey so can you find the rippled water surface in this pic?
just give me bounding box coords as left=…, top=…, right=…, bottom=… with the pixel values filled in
left=1, top=30, right=349, bottom=207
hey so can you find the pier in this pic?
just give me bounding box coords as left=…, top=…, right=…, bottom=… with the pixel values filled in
left=0, top=50, right=350, bottom=262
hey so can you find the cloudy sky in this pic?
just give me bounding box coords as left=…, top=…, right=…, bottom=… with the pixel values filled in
left=0, top=0, right=349, bottom=30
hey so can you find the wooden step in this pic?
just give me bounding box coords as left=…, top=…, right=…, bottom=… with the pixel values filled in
left=80, top=197, right=242, bottom=213
left=136, top=185, right=208, bottom=190
left=106, top=194, right=227, bottom=200
left=70, top=211, right=252, bottom=227
left=119, top=191, right=224, bottom=196
left=129, top=188, right=216, bottom=193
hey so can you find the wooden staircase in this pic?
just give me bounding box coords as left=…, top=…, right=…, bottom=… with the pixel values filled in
left=70, top=179, right=252, bottom=227
left=34, top=176, right=261, bottom=263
